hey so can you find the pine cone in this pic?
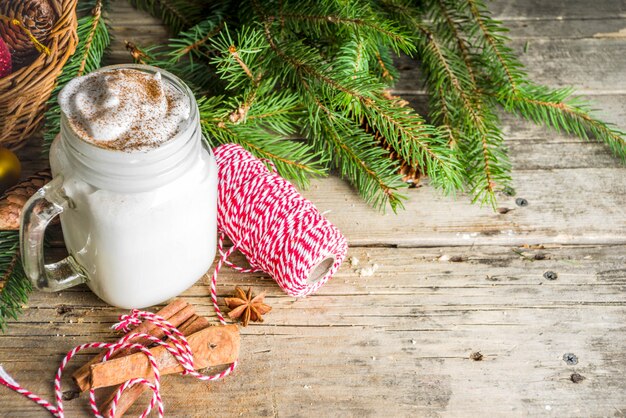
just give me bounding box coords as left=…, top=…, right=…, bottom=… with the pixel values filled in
left=0, top=0, right=57, bottom=69
left=0, top=169, right=52, bottom=230
left=364, top=92, right=421, bottom=188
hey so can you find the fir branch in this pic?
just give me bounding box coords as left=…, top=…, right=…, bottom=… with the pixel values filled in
left=167, top=14, right=226, bottom=63
left=459, top=101, right=511, bottom=207
left=382, top=0, right=509, bottom=205
left=417, top=26, right=475, bottom=112
left=374, top=50, right=391, bottom=81
left=416, top=22, right=508, bottom=204
left=198, top=94, right=324, bottom=185
left=210, top=26, right=267, bottom=90
left=354, top=39, right=365, bottom=72
left=263, top=0, right=419, bottom=87
left=371, top=45, right=399, bottom=85
left=0, top=232, right=30, bottom=331
left=294, top=66, right=412, bottom=209
left=260, top=17, right=462, bottom=194
left=205, top=123, right=326, bottom=186
left=260, top=18, right=363, bottom=95
left=121, top=0, right=624, bottom=211
left=305, top=98, right=407, bottom=210
left=255, top=22, right=409, bottom=209
left=126, top=41, right=224, bottom=95
left=321, top=117, right=407, bottom=211
left=361, top=97, right=463, bottom=193
left=43, top=0, right=111, bottom=153
left=228, top=45, right=258, bottom=83
left=463, top=0, right=525, bottom=93
left=501, top=86, right=626, bottom=160
left=430, top=0, right=478, bottom=86
left=275, top=8, right=415, bottom=55
left=174, top=22, right=224, bottom=60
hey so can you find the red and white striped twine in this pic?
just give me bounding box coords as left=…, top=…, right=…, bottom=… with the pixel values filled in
left=0, top=309, right=237, bottom=418
left=213, top=143, right=348, bottom=298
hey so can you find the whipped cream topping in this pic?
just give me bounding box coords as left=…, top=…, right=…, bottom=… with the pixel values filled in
left=59, top=68, right=191, bottom=151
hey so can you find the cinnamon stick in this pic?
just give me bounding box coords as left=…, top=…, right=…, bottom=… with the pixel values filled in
left=179, top=315, right=212, bottom=335
left=100, top=315, right=212, bottom=418
left=89, top=325, right=240, bottom=390
left=73, top=299, right=194, bottom=392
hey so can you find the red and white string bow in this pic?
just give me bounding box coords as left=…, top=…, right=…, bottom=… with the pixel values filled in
left=0, top=309, right=236, bottom=418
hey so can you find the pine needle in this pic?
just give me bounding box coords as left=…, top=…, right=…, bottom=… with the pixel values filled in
left=0, top=232, right=30, bottom=331
left=42, top=0, right=111, bottom=153
left=502, top=86, right=626, bottom=161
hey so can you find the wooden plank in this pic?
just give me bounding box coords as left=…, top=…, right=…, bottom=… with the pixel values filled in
left=104, top=0, right=169, bottom=67
left=1, top=245, right=625, bottom=416
left=313, top=170, right=626, bottom=247
left=504, top=18, right=626, bottom=39
left=488, top=0, right=626, bottom=21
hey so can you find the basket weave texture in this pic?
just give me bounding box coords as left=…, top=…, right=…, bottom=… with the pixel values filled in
left=0, top=0, right=78, bottom=149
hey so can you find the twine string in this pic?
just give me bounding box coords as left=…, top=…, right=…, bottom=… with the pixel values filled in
left=0, top=310, right=237, bottom=418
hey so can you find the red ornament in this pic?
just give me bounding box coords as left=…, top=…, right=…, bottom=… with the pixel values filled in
left=0, top=37, right=11, bottom=78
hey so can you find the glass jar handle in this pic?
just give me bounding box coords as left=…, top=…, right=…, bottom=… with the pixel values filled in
left=19, top=175, right=87, bottom=291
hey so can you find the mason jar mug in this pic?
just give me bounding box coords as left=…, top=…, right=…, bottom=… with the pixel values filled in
left=19, top=64, right=217, bottom=308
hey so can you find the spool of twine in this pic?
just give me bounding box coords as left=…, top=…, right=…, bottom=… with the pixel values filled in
left=213, top=143, right=348, bottom=297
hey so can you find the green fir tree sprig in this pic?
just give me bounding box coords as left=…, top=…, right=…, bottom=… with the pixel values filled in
left=127, top=0, right=625, bottom=209
left=0, top=232, right=29, bottom=331
left=43, top=0, right=112, bottom=153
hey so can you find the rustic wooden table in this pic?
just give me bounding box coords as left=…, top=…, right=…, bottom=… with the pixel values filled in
left=2, top=1, right=626, bottom=416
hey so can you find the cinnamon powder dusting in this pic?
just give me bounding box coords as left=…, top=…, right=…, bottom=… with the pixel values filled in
left=59, top=68, right=191, bottom=152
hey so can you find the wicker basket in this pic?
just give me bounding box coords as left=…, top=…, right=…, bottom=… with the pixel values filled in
left=0, top=0, right=78, bottom=150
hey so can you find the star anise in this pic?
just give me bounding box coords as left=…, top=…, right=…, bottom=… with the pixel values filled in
left=224, top=286, right=272, bottom=327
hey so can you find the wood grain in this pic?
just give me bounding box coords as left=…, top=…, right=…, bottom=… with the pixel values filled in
left=1, top=246, right=626, bottom=416
left=1, top=0, right=625, bottom=417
